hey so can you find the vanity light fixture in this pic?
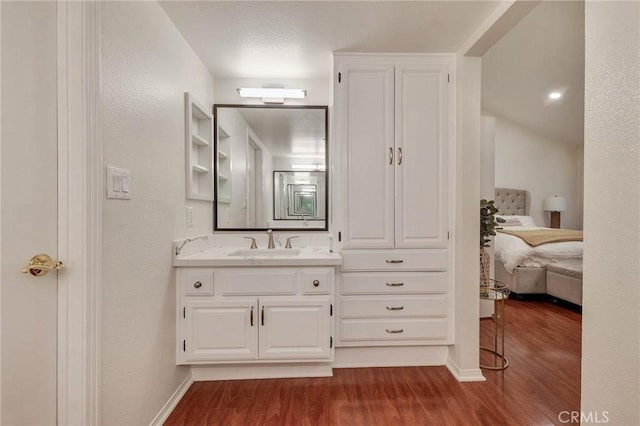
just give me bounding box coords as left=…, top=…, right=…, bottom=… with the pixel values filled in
left=237, top=88, right=307, bottom=104
left=291, top=164, right=325, bottom=171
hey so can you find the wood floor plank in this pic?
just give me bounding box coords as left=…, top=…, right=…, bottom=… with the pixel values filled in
left=165, top=299, right=581, bottom=425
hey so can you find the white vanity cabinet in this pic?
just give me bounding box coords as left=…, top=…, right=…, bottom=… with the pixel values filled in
left=337, top=256, right=451, bottom=346
left=333, top=54, right=455, bottom=349
left=176, top=267, right=334, bottom=365
left=334, top=54, right=452, bottom=249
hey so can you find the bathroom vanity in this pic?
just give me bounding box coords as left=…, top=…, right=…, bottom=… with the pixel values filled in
left=173, top=236, right=341, bottom=378
left=176, top=52, right=455, bottom=380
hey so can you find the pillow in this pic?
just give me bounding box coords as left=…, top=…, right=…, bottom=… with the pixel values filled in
left=514, top=215, right=536, bottom=228
left=495, top=215, right=537, bottom=228
left=495, top=215, right=522, bottom=226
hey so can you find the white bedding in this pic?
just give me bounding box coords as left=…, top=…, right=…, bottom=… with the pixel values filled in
left=494, top=226, right=583, bottom=273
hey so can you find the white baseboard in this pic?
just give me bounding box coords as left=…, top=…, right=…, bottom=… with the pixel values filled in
left=191, top=363, right=333, bottom=381
left=445, top=357, right=486, bottom=382
left=149, top=373, right=193, bottom=426
left=332, top=346, right=448, bottom=368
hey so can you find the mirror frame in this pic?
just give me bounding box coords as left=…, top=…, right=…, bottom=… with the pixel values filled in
left=213, top=104, right=329, bottom=232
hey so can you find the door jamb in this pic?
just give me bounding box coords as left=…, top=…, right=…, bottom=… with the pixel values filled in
left=56, top=1, right=101, bottom=424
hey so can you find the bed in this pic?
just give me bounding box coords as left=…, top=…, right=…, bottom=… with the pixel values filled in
left=492, top=188, right=583, bottom=302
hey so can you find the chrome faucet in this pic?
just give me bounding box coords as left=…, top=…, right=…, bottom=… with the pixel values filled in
left=267, top=229, right=275, bottom=249
left=285, top=236, right=298, bottom=249
left=243, top=237, right=258, bottom=249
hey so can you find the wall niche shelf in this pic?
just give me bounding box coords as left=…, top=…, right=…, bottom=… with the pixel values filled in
left=185, top=93, right=214, bottom=201
left=216, top=122, right=232, bottom=204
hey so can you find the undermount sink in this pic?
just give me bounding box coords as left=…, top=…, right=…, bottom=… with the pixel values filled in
left=229, top=248, right=301, bottom=257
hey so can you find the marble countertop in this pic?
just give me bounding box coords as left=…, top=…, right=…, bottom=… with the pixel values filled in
left=173, top=245, right=342, bottom=267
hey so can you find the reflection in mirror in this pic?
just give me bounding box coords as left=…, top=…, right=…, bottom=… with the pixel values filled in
left=214, top=105, right=328, bottom=230
left=274, top=171, right=326, bottom=226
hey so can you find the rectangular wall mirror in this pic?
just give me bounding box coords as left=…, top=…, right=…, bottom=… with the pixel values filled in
left=214, top=104, right=328, bottom=231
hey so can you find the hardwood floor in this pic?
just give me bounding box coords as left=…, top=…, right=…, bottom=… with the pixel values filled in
left=165, top=299, right=581, bottom=425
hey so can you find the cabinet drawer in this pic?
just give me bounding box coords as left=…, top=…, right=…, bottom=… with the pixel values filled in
left=342, top=272, right=447, bottom=294
left=218, top=270, right=296, bottom=295
left=182, top=270, right=214, bottom=296
left=341, top=250, right=447, bottom=271
left=341, top=295, right=447, bottom=318
left=340, top=318, right=447, bottom=341
left=301, top=270, right=331, bottom=295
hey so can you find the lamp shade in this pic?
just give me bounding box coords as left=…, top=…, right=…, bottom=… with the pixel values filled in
left=543, top=195, right=567, bottom=212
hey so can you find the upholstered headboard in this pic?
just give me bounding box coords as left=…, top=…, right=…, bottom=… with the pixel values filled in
left=494, top=188, right=530, bottom=216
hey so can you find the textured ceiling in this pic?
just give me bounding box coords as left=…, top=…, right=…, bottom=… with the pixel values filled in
left=482, top=1, right=585, bottom=146
left=159, top=1, right=500, bottom=79
left=160, top=1, right=584, bottom=147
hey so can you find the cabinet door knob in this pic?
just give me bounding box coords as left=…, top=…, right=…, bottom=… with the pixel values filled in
left=313, top=279, right=320, bottom=287
left=193, top=281, right=202, bottom=289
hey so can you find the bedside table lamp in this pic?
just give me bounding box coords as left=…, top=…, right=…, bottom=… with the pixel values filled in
left=543, top=195, right=567, bottom=228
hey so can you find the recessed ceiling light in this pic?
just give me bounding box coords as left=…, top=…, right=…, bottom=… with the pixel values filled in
left=549, top=92, right=562, bottom=100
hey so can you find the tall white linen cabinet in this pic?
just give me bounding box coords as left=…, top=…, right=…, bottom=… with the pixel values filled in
left=333, top=54, right=455, bottom=355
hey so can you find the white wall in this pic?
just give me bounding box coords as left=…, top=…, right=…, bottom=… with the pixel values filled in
left=448, top=55, right=484, bottom=381
left=582, top=2, right=640, bottom=424
left=493, top=114, right=583, bottom=230
left=101, top=2, right=214, bottom=424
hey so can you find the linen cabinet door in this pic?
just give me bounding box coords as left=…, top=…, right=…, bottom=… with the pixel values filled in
left=394, top=63, right=450, bottom=248
left=258, top=299, right=332, bottom=360
left=183, top=300, right=258, bottom=363
left=337, top=62, right=395, bottom=249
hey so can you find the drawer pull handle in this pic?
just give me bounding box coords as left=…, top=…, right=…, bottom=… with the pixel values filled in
left=386, top=328, right=404, bottom=334
left=313, top=279, right=320, bottom=287
left=261, top=306, right=265, bottom=326
left=250, top=306, right=254, bottom=327
left=193, top=281, right=202, bottom=289
left=385, top=259, right=404, bottom=264
left=386, top=306, right=404, bottom=311
left=386, top=282, right=404, bottom=287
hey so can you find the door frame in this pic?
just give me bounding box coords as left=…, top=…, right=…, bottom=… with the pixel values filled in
left=59, top=1, right=102, bottom=424
left=0, top=2, right=100, bottom=424
left=246, top=128, right=265, bottom=227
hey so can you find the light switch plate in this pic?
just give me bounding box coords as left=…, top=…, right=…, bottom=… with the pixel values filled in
left=107, top=166, right=131, bottom=199
left=186, top=207, right=194, bottom=228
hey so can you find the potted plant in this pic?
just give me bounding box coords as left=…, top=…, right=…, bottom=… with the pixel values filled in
left=480, top=199, right=505, bottom=294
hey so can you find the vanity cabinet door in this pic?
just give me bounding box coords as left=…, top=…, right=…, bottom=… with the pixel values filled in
left=337, top=62, right=395, bottom=249
left=394, top=64, right=449, bottom=248
left=183, top=299, right=258, bottom=362
left=258, top=299, right=331, bottom=360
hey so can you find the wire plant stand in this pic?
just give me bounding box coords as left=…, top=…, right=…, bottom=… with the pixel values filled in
left=480, top=279, right=510, bottom=370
